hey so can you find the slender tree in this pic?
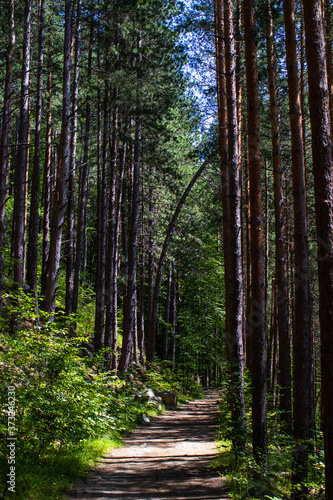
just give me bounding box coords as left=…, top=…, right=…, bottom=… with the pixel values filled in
left=146, top=159, right=209, bottom=363
left=265, top=0, right=292, bottom=434
left=73, top=7, right=92, bottom=318
left=27, top=0, right=45, bottom=297
left=94, top=50, right=109, bottom=351
left=41, top=62, right=52, bottom=299
left=223, top=0, right=247, bottom=452
left=302, top=0, right=333, bottom=496
left=66, top=0, right=81, bottom=320
left=12, top=0, right=32, bottom=290
left=0, top=0, right=15, bottom=307
left=119, top=111, right=141, bottom=371
left=105, top=104, right=119, bottom=366
left=244, top=0, right=267, bottom=462
left=44, top=0, right=73, bottom=312
left=283, top=0, right=312, bottom=489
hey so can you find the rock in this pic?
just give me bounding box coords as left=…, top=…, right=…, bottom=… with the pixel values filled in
left=148, top=396, right=163, bottom=411
left=144, top=388, right=156, bottom=399
left=156, top=390, right=178, bottom=408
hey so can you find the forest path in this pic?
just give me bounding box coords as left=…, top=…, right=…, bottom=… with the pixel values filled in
left=66, top=390, right=228, bottom=500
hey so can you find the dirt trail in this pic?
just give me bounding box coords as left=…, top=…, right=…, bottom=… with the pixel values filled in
left=66, top=390, right=228, bottom=500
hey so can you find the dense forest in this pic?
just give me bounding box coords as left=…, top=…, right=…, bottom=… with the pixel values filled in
left=1, top=0, right=333, bottom=498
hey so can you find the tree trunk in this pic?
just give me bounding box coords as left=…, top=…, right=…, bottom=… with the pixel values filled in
left=162, top=265, right=172, bottom=360
left=244, top=0, right=267, bottom=463
left=146, top=159, right=209, bottom=363
left=265, top=0, right=292, bottom=434
left=44, top=0, right=72, bottom=313
left=119, top=113, right=141, bottom=372
left=26, top=0, right=45, bottom=297
left=223, top=0, right=247, bottom=452
left=283, top=0, right=313, bottom=489
left=94, top=58, right=109, bottom=351
left=12, top=0, right=31, bottom=290
left=105, top=104, right=119, bottom=364
left=111, top=125, right=128, bottom=369
left=302, top=0, right=333, bottom=496
left=41, top=64, right=52, bottom=299
left=0, top=0, right=15, bottom=307
left=324, top=0, right=333, bottom=138
left=171, top=261, right=177, bottom=370
left=66, top=0, right=81, bottom=320
left=73, top=10, right=92, bottom=318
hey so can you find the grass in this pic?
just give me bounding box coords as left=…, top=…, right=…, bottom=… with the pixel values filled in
left=2, top=436, right=121, bottom=500
left=0, top=364, right=202, bottom=500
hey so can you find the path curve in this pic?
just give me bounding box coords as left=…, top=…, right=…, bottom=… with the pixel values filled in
left=67, top=390, right=228, bottom=500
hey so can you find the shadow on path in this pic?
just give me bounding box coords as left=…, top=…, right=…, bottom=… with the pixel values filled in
left=66, top=390, right=228, bottom=500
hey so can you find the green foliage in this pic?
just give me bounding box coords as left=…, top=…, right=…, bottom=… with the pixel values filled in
left=216, top=381, right=325, bottom=499
left=0, top=292, right=205, bottom=499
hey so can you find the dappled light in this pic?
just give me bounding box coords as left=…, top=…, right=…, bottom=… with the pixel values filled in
left=67, top=392, right=228, bottom=499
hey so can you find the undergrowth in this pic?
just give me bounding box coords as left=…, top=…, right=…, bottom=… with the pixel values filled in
left=0, top=294, right=203, bottom=500
left=215, top=379, right=325, bottom=499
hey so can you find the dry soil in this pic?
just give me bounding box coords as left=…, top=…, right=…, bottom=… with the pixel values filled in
left=66, top=390, right=229, bottom=500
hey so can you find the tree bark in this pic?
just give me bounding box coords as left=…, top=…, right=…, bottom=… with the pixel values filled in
left=0, top=0, right=15, bottom=307
left=94, top=56, right=109, bottom=351
left=324, top=0, right=333, bottom=138
left=162, top=265, right=172, bottom=360
left=223, top=0, right=247, bottom=452
left=119, top=113, right=141, bottom=372
left=111, top=124, right=128, bottom=369
left=244, top=0, right=267, bottom=462
left=146, top=159, right=209, bottom=363
left=302, top=1, right=333, bottom=496
left=12, top=0, right=32, bottom=290
left=44, top=0, right=72, bottom=312
left=73, top=8, right=92, bottom=318
left=283, top=0, right=313, bottom=489
left=26, top=0, right=45, bottom=297
left=41, top=63, right=52, bottom=299
left=66, top=0, right=81, bottom=320
left=265, top=0, right=292, bottom=434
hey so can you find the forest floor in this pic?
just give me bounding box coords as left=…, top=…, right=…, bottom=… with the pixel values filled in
left=66, top=390, right=229, bottom=500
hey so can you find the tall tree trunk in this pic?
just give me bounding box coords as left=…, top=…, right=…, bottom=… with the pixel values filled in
left=94, top=59, right=109, bottom=351
left=26, top=0, right=45, bottom=297
left=66, top=0, right=81, bottom=320
left=146, top=187, right=155, bottom=356
left=138, top=186, right=146, bottom=366
left=302, top=0, right=333, bottom=496
left=171, top=261, right=177, bottom=370
left=223, top=0, right=247, bottom=452
left=162, top=265, right=172, bottom=360
left=146, top=159, right=209, bottom=363
left=111, top=121, right=128, bottom=370
left=214, top=0, right=230, bottom=334
left=73, top=10, right=92, bottom=318
left=0, top=0, right=15, bottom=307
left=244, top=0, right=267, bottom=463
left=44, top=0, right=72, bottom=312
left=41, top=64, right=52, bottom=298
left=265, top=0, right=292, bottom=434
left=245, top=158, right=252, bottom=371
left=12, top=0, right=31, bottom=290
left=119, top=113, right=141, bottom=372
left=283, top=0, right=313, bottom=489
left=105, top=104, right=119, bottom=365
left=324, top=0, right=333, bottom=137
